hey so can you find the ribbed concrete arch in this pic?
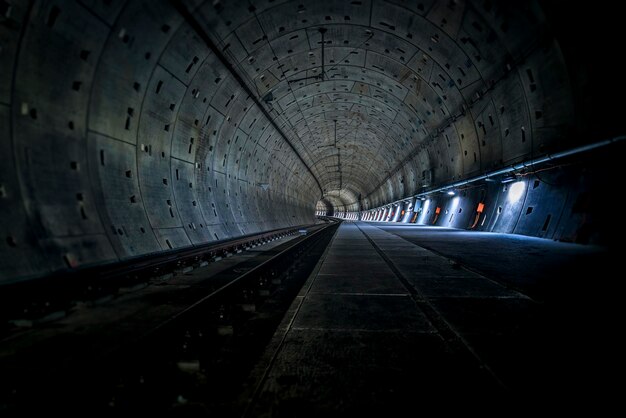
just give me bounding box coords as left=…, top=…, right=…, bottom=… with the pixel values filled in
left=0, top=0, right=577, bottom=282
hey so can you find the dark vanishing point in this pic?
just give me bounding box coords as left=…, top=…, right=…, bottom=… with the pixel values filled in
left=0, top=0, right=623, bottom=415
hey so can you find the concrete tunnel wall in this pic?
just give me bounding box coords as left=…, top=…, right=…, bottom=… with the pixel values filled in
left=354, top=160, right=617, bottom=245
left=0, top=0, right=606, bottom=283
left=0, top=0, right=323, bottom=283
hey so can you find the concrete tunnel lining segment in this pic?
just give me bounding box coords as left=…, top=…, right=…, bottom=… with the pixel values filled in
left=0, top=0, right=612, bottom=282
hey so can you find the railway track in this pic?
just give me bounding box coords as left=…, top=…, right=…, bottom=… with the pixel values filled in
left=0, top=219, right=340, bottom=415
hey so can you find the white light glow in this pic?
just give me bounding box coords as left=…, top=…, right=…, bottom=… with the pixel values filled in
left=508, top=181, right=526, bottom=203
left=447, top=190, right=455, bottom=196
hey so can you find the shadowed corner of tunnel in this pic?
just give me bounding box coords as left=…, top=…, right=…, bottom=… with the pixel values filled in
left=0, top=0, right=624, bottom=414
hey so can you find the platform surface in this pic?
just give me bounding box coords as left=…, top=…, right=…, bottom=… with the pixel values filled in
left=245, top=222, right=616, bottom=415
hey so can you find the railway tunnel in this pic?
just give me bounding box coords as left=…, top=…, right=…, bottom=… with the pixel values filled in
left=0, top=0, right=624, bottom=414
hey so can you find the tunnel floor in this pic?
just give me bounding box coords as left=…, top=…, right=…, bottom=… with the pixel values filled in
left=365, top=222, right=613, bottom=301
left=1, top=222, right=618, bottom=414
left=244, top=222, right=618, bottom=414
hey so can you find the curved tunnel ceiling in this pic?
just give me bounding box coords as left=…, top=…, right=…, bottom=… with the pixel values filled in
left=203, top=0, right=574, bottom=211
left=0, top=0, right=577, bottom=281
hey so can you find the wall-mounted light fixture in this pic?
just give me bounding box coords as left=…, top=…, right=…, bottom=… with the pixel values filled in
left=501, top=174, right=517, bottom=184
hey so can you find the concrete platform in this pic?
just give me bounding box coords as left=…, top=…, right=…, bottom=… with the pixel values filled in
left=245, top=222, right=618, bottom=415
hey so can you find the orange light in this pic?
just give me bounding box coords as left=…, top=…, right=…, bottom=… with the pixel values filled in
left=477, top=202, right=485, bottom=213
left=401, top=210, right=405, bottom=215
left=435, top=207, right=441, bottom=214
